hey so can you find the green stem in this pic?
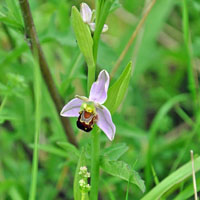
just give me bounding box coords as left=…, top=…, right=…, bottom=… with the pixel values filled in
left=81, top=192, right=89, bottom=200
left=87, top=63, right=96, bottom=94
left=29, top=51, right=41, bottom=200
left=0, top=96, right=7, bottom=113
left=182, top=0, right=198, bottom=111
left=90, top=127, right=100, bottom=200
left=93, top=0, right=113, bottom=65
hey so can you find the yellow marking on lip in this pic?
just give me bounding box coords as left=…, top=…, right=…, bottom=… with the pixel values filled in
left=86, top=107, right=93, bottom=113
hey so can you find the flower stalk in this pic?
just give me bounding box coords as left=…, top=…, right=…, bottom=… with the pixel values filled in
left=61, top=3, right=116, bottom=199
left=93, top=0, right=113, bottom=64
left=90, top=127, right=100, bottom=200
left=87, top=62, right=96, bottom=94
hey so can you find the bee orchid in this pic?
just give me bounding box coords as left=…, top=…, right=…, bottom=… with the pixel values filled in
left=60, top=70, right=116, bottom=141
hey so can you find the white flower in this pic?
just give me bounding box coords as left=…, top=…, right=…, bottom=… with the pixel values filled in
left=86, top=172, right=90, bottom=178
left=80, top=3, right=108, bottom=32
left=79, top=179, right=86, bottom=187
left=80, top=166, right=87, bottom=172
left=86, top=184, right=91, bottom=190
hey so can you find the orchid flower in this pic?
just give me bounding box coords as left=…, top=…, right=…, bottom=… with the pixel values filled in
left=60, top=70, right=116, bottom=141
left=80, top=2, right=108, bottom=33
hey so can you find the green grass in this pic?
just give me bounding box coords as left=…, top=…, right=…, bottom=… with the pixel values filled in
left=1, top=0, right=200, bottom=199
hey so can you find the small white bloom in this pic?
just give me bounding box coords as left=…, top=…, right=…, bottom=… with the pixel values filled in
left=80, top=2, right=108, bottom=33
left=79, top=179, right=86, bottom=187
left=80, top=3, right=92, bottom=24
left=85, top=172, right=90, bottom=178
left=86, top=184, right=91, bottom=190
left=80, top=166, right=87, bottom=172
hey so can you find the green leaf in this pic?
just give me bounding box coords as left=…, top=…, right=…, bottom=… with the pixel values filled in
left=141, top=156, right=200, bottom=200
left=101, top=143, right=129, bottom=161
left=105, top=61, right=132, bottom=114
left=30, top=144, right=67, bottom=158
left=110, top=0, right=121, bottom=13
left=0, top=11, right=23, bottom=31
left=56, top=141, right=80, bottom=158
left=100, top=158, right=145, bottom=193
left=73, top=148, right=87, bottom=200
left=71, top=6, right=94, bottom=69
left=5, top=0, right=23, bottom=25
left=174, top=177, right=200, bottom=200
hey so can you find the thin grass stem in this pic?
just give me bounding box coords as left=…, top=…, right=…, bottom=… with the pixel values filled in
left=190, top=150, right=198, bottom=200
left=28, top=51, right=41, bottom=200
left=111, top=0, right=157, bottom=78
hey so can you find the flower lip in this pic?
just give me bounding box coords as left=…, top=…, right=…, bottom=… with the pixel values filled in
left=77, top=110, right=97, bottom=132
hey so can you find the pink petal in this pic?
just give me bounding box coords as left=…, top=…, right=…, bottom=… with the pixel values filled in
left=96, top=106, right=116, bottom=141
left=80, top=3, right=92, bottom=23
left=89, top=70, right=110, bottom=104
left=60, top=98, right=83, bottom=117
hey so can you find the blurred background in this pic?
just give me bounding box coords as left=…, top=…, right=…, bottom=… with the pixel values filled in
left=0, top=0, right=200, bottom=199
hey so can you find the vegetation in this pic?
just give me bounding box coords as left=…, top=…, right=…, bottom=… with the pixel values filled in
left=0, top=0, right=200, bottom=199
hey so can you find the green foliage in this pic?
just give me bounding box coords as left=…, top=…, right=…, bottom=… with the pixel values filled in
left=33, top=144, right=69, bottom=158
left=1, top=0, right=200, bottom=199
left=100, top=158, right=145, bottom=193
left=56, top=141, right=80, bottom=158
left=71, top=6, right=94, bottom=69
left=0, top=0, right=23, bottom=31
left=105, top=61, right=132, bottom=114
left=142, top=156, right=200, bottom=200
left=101, top=143, right=129, bottom=161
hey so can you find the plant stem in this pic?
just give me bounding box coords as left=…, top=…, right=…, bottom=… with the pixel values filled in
left=90, top=127, right=100, bottom=200
left=0, top=96, right=7, bottom=113
left=81, top=192, right=89, bottom=200
left=87, top=63, right=96, bottom=94
left=182, top=0, right=199, bottom=113
left=190, top=150, right=198, bottom=200
left=93, top=0, right=112, bottom=65
left=18, top=0, right=78, bottom=147
left=29, top=50, right=41, bottom=200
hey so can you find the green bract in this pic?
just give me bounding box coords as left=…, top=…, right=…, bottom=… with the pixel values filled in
left=71, top=6, right=94, bottom=70
left=105, top=61, right=132, bottom=114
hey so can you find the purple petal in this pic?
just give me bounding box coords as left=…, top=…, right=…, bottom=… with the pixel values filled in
left=96, top=106, right=116, bottom=141
left=80, top=3, right=92, bottom=23
left=60, top=98, right=83, bottom=117
left=89, top=70, right=110, bottom=104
